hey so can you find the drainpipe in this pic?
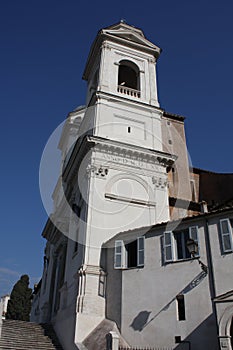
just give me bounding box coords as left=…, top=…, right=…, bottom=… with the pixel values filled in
left=203, top=216, right=220, bottom=349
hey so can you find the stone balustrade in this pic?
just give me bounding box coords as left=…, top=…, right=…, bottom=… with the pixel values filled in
left=117, top=85, right=141, bottom=98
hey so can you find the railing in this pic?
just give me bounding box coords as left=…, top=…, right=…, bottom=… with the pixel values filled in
left=117, top=85, right=141, bottom=98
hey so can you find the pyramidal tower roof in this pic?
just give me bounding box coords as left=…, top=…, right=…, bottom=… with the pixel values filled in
left=83, top=21, right=161, bottom=80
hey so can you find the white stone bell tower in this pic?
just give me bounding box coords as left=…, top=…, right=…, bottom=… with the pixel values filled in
left=62, top=21, right=176, bottom=347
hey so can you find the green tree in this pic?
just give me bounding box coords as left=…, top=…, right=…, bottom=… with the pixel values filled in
left=6, top=274, right=32, bottom=321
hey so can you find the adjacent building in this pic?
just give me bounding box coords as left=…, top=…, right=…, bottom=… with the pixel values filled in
left=0, top=295, right=10, bottom=319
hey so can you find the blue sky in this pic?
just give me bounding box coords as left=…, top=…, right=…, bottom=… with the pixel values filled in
left=0, top=0, right=232, bottom=296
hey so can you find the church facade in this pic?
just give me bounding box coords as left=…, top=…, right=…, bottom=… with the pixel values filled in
left=31, top=22, right=233, bottom=350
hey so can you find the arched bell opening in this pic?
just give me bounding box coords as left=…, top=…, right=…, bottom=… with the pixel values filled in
left=117, top=60, right=140, bottom=98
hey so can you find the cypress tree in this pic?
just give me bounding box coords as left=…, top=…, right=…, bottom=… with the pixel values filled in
left=6, top=274, right=32, bottom=321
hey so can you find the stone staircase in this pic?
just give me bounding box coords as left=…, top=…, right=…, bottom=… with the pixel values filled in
left=0, top=319, right=63, bottom=349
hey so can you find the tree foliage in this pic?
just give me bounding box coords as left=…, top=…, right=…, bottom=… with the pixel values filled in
left=6, top=274, right=32, bottom=321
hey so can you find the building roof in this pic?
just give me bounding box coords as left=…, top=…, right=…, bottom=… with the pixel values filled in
left=192, top=167, right=233, bottom=175
left=163, top=111, right=186, bottom=122
left=103, top=204, right=233, bottom=246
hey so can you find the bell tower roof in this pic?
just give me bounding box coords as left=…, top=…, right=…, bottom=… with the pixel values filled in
left=83, top=21, right=161, bottom=81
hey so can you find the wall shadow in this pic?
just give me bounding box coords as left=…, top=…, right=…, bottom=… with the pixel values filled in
left=173, top=314, right=218, bottom=350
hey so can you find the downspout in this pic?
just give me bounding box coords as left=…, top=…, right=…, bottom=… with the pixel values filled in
left=203, top=215, right=220, bottom=349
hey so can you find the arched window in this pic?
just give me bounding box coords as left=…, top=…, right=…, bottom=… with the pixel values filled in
left=118, top=60, right=140, bottom=97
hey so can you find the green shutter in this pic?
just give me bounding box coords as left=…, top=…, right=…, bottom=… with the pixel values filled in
left=114, top=240, right=124, bottom=268
left=220, top=219, right=233, bottom=253
left=163, top=231, right=173, bottom=262
left=137, top=237, right=145, bottom=267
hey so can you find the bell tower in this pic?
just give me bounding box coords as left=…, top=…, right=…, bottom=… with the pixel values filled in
left=84, top=21, right=160, bottom=107
left=62, top=22, right=176, bottom=347
left=82, top=21, right=163, bottom=150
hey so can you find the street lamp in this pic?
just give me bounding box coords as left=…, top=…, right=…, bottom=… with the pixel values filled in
left=186, top=239, right=208, bottom=273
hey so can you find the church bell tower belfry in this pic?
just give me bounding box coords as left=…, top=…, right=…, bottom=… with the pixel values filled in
left=62, top=22, right=177, bottom=347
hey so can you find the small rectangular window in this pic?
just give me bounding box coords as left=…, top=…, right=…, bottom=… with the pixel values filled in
left=172, top=167, right=175, bottom=183
left=220, top=219, right=233, bottom=253
left=190, top=180, right=196, bottom=202
left=74, top=241, right=78, bottom=253
left=128, top=126, right=131, bottom=133
left=177, top=294, right=186, bottom=321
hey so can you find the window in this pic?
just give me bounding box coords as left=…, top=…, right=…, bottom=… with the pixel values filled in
left=73, top=229, right=79, bottom=253
left=118, top=60, right=140, bottom=91
left=220, top=218, right=233, bottom=253
left=174, top=230, right=191, bottom=260
left=163, top=226, right=199, bottom=263
left=177, top=294, right=186, bottom=321
left=190, top=180, right=196, bottom=202
left=72, top=197, right=86, bottom=255
left=114, top=237, right=145, bottom=269
left=172, top=167, right=175, bottom=183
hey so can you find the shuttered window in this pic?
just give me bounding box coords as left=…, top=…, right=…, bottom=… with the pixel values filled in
left=114, top=237, right=145, bottom=269
left=163, top=227, right=200, bottom=262
left=220, top=219, right=233, bottom=253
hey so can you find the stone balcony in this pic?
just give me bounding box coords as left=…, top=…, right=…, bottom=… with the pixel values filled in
left=117, top=85, right=141, bottom=98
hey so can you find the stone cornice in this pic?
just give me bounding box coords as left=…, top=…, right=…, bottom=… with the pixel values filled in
left=42, top=215, right=68, bottom=245
left=88, top=135, right=177, bottom=167
left=95, top=90, right=162, bottom=113
left=62, top=135, right=177, bottom=190
left=62, top=134, right=177, bottom=187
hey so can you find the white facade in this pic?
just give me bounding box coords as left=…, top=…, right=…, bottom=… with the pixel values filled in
left=31, top=22, right=208, bottom=350
left=104, top=207, right=233, bottom=350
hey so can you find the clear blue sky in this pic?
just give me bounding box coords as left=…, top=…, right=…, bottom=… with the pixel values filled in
left=0, top=0, right=232, bottom=296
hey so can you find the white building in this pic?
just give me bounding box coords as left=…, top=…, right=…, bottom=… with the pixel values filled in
left=104, top=203, right=233, bottom=350
left=0, top=295, right=10, bottom=319
left=31, top=22, right=233, bottom=350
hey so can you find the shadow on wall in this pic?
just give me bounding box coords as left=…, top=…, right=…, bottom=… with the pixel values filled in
left=130, top=271, right=207, bottom=332
left=130, top=311, right=151, bottom=331
left=173, top=314, right=218, bottom=350
left=130, top=314, right=218, bottom=349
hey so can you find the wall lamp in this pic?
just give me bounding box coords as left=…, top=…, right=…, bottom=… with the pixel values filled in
left=186, top=239, right=208, bottom=273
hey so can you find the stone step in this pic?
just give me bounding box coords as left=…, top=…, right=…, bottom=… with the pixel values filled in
left=0, top=320, right=63, bottom=350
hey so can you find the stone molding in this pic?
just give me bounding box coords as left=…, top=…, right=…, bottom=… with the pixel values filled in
left=86, top=164, right=109, bottom=179
left=152, top=176, right=168, bottom=189
left=219, top=336, right=232, bottom=350
left=90, top=135, right=176, bottom=167
left=62, top=134, right=176, bottom=185
left=105, top=193, right=156, bottom=207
